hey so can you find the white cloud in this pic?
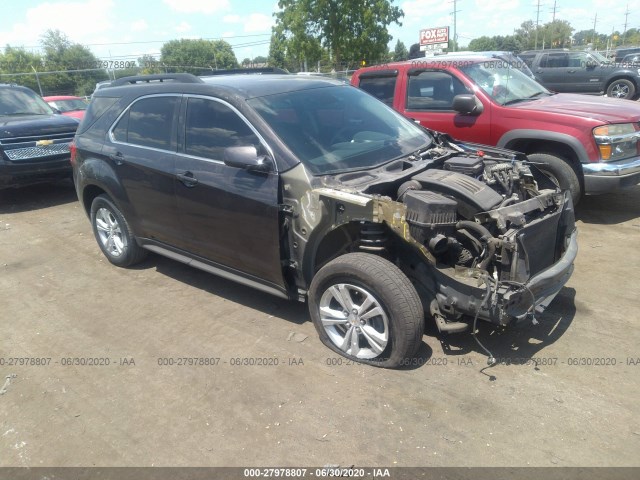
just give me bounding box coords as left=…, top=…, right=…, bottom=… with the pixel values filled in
left=402, top=0, right=450, bottom=18
left=223, top=14, right=241, bottom=23
left=0, top=0, right=115, bottom=48
left=222, top=31, right=235, bottom=38
left=474, top=0, right=520, bottom=12
left=163, top=0, right=230, bottom=14
left=130, top=19, right=148, bottom=32
left=243, top=13, right=273, bottom=33
left=175, top=21, right=192, bottom=33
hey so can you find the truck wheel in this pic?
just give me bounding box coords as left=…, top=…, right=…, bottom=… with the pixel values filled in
left=90, top=194, right=147, bottom=267
left=606, top=79, right=636, bottom=99
left=528, top=153, right=581, bottom=206
left=308, top=253, right=424, bottom=368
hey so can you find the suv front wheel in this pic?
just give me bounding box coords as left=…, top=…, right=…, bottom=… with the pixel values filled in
left=308, top=253, right=424, bottom=368
left=90, top=194, right=147, bottom=267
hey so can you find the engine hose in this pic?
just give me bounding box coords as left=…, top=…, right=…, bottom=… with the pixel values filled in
left=456, top=221, right=497, bottom=271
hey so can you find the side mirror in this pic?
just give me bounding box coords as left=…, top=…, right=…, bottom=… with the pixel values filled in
left=223, top=145, right=272, bottom=172
left=452, top=94, right=484, bottom=116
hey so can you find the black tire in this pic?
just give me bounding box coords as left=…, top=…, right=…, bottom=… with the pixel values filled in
left=528, top=153, right=581, bottom=206
left=90, top=194, right=147, bottom=267
left=606, top=79, right=636, bottom=100
left=308, top=253, right=424, bottom=368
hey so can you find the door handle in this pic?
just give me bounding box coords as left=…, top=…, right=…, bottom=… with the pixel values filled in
left=109, top=152, right=125, bottom=165
left=567, top=69, right=576, bottom=73
left=176, top=171, right=198, bottom=187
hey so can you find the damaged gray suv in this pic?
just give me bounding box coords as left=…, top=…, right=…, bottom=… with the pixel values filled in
left=73, top=73, right=577, bottom=367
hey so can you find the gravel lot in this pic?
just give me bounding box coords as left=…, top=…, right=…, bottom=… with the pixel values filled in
left=0, top=180, right=639, bottom=468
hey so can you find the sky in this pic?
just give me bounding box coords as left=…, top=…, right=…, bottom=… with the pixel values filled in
left=0, top=0, right=638, bottom=65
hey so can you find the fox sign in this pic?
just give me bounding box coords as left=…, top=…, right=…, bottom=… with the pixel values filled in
left=419, top=27, right=449, bottom=46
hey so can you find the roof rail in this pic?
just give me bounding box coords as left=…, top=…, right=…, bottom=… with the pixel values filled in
left=110, top=73, right=204, bottom=87
left=202, top=67, right=289, bottom=76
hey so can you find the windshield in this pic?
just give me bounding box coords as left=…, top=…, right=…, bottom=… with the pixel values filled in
left=0, top=88, right=54, bottom=116
left=48, top=98, right=88, bottom=112
left=459, top=62, right=551, bottom=106
left=248, top=85, right=431, bottom=175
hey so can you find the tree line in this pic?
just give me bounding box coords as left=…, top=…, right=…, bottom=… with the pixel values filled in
left=1, top=1, right=639, bottom=96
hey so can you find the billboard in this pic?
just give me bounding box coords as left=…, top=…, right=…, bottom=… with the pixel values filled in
left=419, top=27, right=449, bottom=47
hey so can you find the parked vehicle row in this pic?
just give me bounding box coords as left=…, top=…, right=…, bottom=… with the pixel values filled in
left=69, top=73, right=578, bottom=367
left=352, top=55, right=640, bottom=205
left=518, top=49, right=640, bottom=100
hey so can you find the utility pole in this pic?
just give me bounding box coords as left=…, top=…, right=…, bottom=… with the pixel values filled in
left=450, top=0, right=461, bottom=52
left=622, top=3, right=630, bottom=44
left=550, top=0, right=557, bottom=22
left=535, top=0, right=543, bottom=49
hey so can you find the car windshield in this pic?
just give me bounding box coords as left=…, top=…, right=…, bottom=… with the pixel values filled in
left=48, top=99, right=88, bottom=112
left=459, top=62, right=551, bottom=106
left=248, top=85, right=432, bottom=175
left=0, top=88, right=54, bottom=116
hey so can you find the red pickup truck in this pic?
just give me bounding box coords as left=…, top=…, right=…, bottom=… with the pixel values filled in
left=351, top=56, right=640, bottom=205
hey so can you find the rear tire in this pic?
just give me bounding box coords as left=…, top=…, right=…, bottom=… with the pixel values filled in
left=90, top=194, right=147, bottom=267
left=606, top=79, right=636, bottom=100
left=308, top=253, right=424, bottom=368
left=528, top=153, right=581, bottom=206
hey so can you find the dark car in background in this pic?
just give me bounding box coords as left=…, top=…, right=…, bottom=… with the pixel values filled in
left=518, top=49, right=640, bottom=99
left=72, top=73, right=577, bottom=367
left=0, top=84, right=78, bottom=188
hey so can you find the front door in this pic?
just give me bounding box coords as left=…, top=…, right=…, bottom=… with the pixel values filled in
left=174, top=96, right=285, bottom=289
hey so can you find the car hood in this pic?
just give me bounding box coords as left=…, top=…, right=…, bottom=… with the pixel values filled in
left=0, top=114, right=79, bottom=139
left=507, top=93, right=640, bottom=124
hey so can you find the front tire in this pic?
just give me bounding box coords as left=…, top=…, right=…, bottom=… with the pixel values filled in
left=308, top=253, right=424, bottom=368
left=606, top=79, right=636, bottom=100
left=90, top=194, right=147, bottom=267
left=528, top=153, right=581, bottom=206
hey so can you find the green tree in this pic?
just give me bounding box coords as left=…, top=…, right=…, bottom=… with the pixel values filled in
left=393, top=39, right=408, bottom=61
left=138, top=54, right=163, bottom=74
left=160, top=39, right=238, bottom=73
left=541, top=20, right=574, bottom=48
left=468, top=36, right=498, bottom=51
left=274, top=0, right=403, bottom=70
left=0, top=46, right=44, bottom=93
left=39, top=29, right=104, bottom=96
left=253, top=55, right=268, bottom=65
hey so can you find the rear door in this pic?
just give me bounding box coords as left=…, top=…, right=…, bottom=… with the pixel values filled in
left=533, top=53, right=571, bottom=92
left=105, top=94, right=183, bottom=246
left=174, top=95, right=285, bottom=289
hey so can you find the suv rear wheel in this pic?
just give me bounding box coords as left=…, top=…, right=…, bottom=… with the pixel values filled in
left=606, top=79, right=636, bottom=99
left=90, top=194, right=147, bottom=267
left=308, top=253, right=424, bottom=368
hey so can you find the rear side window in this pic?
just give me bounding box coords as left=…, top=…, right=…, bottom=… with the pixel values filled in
left=358, top=76, right=397, bottom=106
left=112, top=96, right=178, bottom=150
left=184, top=97, right=260, bottom=160
left=539, top=53, right=568, bottom=68
left=78, top=96, right=118, bottom=134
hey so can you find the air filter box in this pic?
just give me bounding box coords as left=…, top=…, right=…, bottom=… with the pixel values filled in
left=404, top=190, right=457, bottom=244
left=444, top=156, right=484, bottom=176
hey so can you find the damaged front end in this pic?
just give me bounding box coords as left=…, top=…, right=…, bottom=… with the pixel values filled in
left=377, top=149, right=577, bottom=331
left=285, top=139, right=577, bottom=334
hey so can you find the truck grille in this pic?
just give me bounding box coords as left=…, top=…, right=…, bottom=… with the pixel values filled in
left=0, top=132, right=74, bottom=162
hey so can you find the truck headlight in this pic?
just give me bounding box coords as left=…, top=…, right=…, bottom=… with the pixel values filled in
left=593, top=123, right=640, bottom=161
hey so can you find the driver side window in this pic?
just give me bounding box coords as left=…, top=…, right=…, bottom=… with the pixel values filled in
left=185, top=97, right=260, bottom=160
left=406, top=71, right=468, bottom=111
